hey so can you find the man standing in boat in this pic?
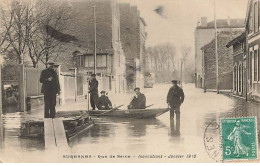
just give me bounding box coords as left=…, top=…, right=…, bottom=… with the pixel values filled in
left=167, top=80, right=185, bottom=119
left=89, top=73, right=99, bottom=110
left=40, top=60, right=60, bottom=118
left=128, top=87, right=146, bottom=109
left=96, top=91, right=113, bottom=110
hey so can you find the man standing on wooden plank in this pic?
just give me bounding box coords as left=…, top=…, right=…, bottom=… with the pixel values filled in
left=40, top=60, right=60, bottom=118
left=88, top=73, right=99, bottom=110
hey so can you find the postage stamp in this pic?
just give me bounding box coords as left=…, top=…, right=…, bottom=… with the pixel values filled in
left=220, top=117, right=258, bottom=161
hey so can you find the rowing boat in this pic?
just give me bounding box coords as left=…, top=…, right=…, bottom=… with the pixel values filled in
left=88, top=108, right=170, bottom=118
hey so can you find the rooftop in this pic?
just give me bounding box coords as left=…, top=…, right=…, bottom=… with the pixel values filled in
left=197, top=19, right=245, bottom=29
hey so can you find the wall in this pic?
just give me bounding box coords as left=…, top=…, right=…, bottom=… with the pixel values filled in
left=195, top=27, right=244, bottom=88
left=203, top=31, right=242, bottom=90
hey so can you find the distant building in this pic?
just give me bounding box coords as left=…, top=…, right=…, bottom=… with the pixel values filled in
left=226, top=32, right=246, bottom=98
left=58, top=0, right=127, bottom=94
left=195, top=17, right=245, bottom=88
left=119, top=3, right=147, bottom=90
left=201, top=31, right=243, bottom=90
left=245, top=0, right=260, bottom=101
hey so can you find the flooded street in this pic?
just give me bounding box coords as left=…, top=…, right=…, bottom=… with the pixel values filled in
left=0, top=83, right=260, bottom=162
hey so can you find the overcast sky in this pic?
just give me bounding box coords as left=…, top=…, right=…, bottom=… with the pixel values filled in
left=118, top=0, right=248, bottom=56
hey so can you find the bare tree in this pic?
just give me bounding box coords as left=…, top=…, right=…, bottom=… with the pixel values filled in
left=145, top=43, right=177, bottom=82
left=28, top=0, right=72, bottom=67
left=1, top=0, right=72, bottom=67
left=181, top=45, right=194, bottom=83
left=1, top=0, right=32, bottom=64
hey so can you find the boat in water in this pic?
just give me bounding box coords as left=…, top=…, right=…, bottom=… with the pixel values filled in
left=88, top=108, right=170, bottom=118
left=19, top=111, right=94, bottom=141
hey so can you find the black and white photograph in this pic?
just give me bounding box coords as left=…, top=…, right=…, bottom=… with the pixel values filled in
left=0, top=0, right=259, bottom=163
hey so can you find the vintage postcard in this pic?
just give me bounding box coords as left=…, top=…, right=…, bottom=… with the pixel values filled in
left=0, top=0, right=259, bottom=163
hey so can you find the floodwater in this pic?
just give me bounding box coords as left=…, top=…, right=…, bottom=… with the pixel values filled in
left=0, top=84, right=260, bottom=162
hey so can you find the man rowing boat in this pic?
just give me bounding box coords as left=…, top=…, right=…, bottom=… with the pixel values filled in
left=128, top=87, right=146, bottom=109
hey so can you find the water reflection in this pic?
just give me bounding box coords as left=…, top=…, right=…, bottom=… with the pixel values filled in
left=0, top=115, right=4, bottom=149
left=70, top=117, right=168, bottom=145
left=169, top=118, right=180, bottom=137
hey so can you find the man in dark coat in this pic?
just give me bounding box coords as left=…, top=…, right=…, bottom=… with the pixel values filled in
left=128, top=87, right=146, bottom=109
left=167, top=80, right=185, bottom=119
left=96, top=91, right=112, bottom=110
left=89, top=73, right=99, bottom=110
left=40, top=60, right=60, bottom=118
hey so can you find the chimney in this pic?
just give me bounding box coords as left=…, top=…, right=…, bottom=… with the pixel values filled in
left=227, top=16, right=230, bottom=27
left=201, top=17, right=207, bottom=27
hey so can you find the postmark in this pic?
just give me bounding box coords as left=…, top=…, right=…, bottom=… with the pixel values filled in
left=203, top=119, right=223, bottom=162
left=220, top=117, right=258, bottom=161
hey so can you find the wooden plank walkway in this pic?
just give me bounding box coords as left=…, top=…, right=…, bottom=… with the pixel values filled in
left=44, top=119, right=56, bottom=150
left=53, top=118, right=70, bottom=151
left=44, top=118, right=70, bottom=151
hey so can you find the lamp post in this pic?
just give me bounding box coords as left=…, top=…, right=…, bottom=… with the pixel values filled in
left=214, top=0, right=219, bottom=94
left=93, top=6, right=97, bottom=74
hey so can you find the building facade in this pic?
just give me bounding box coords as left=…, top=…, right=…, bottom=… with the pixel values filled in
left=119, top=3, right=147, bottom=91
left=201, top=31, right=243, bottom=90
left=245, top=0, right=260, bottom=102
left=226, top=32, right=247, bottom=98
left=195, top=17, right=245, bottom=88
left=64, top=0, right=126, bottom=94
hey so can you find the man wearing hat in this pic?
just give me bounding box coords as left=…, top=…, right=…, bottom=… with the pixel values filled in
left=128, top=87, right=146, bottom=109
left=167, top=80, right=185, bottom=119
left=96, top=91, right=112, bottom=110
left=89, top=73, right=99, bottom=110
left=40, top=60, right=60, bottom=118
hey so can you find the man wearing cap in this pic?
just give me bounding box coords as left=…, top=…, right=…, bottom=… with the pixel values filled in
left=96, top=91, right=112, bottom=110
left=167, top=80, right=185, bottom=119
left=128, top=87, right=146, bottom=109
left=89, top=73, right=99, bottom=110
left=40, top=60, right=60, bottom=118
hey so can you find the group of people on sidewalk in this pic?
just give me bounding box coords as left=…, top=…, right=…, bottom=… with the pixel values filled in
left=40, top=60, right=185, bottom=119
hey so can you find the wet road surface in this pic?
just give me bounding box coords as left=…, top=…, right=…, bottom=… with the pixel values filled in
left=0, top=83, right=260, bottom=162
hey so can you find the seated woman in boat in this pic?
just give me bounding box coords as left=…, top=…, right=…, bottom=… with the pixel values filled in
left=128, top=87, right=146, bottom=109
left=96, top=91, right=113, bottom=110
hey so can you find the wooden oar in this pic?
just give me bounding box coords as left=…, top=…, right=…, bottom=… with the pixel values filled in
left=145, top=104, right=154, bottom=109
left=98, top=104, right=124, bottom=116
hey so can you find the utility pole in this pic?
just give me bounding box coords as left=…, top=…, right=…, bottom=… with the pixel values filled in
left=93, top=6, right=97, bottom=74
left=214, top=0, right=219, bottom=94
left=180, top=58, right=183, bottom=87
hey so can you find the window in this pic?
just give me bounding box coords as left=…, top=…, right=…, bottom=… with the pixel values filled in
left=84, top=54, right=107, bottom=68
left=80, top=56, right=84, bottom=67
left=250, top=7, right=253, bottom=33
left=254, top=2, right=259, bottom=33
left=97, top=54, right=107, bottom=67
left=258, top=50, right=260, bottom=81
left=84, top=55, right=94, bottom=67
left=254, top=50, right=258, bottom=81
left=76, top=55, right=84, bottom=67
left=239, top=64, right=242, bottom=92
left=249, top=51, right=253, bottom=85
left=234, top=66, right=237, bottom=91
left=119, top=53, right=121, bottom=67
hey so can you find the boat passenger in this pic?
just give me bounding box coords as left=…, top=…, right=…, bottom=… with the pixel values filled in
left=96, top=91, right=113, bottom=110
left=128, top=87, right=146, bottom=109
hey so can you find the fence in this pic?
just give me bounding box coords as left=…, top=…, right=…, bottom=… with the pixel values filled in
left=18, top=65, right=87, bottom=111
left=25, top=67, right=42, bottom=96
